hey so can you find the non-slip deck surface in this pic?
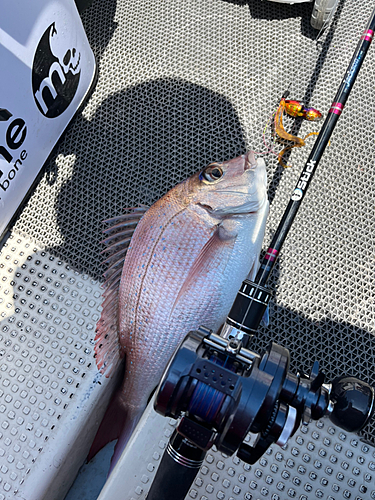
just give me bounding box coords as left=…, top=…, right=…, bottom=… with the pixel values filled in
left=3, top=0, right=375, bottom=498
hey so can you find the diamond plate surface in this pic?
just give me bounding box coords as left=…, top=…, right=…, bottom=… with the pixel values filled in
left=190, top=425, right=375, bottom=500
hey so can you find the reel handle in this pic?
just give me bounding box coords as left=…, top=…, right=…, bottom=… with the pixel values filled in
left=329, top=375, right=374, bottom=432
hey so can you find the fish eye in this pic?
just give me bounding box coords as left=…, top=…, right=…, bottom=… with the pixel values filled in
left=201, top=165, right=223, bottom=183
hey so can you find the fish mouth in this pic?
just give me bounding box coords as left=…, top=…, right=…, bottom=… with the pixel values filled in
left=244, top=151, right=257, bottom=171
left=198, top=193, right=267, bottom=217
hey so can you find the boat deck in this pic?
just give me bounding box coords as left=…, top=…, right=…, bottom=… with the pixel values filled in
left=1, top=0, right=374, bottom=498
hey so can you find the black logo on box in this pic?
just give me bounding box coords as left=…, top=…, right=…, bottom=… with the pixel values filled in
left=0, top=108, right=28, bottom=194
left=32, top=23, right=81, bottom=118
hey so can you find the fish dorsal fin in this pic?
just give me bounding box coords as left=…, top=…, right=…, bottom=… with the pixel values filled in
left=94, top=206, right=149, bottom=376
left=170, top=222, right=237, bottom=317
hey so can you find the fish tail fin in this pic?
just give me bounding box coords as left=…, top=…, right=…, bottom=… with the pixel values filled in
left=87, top=391, right=125, bottom=462
left=108, top=408, right=143, bottom=475
left=87, top=391, right=144, bottom=474
left=95, top=206, right=149, bottom=376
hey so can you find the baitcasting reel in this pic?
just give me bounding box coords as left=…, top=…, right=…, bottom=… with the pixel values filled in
left=156, top=326, right=374, bottom=460
left=147, top=326, right=374, bottom=500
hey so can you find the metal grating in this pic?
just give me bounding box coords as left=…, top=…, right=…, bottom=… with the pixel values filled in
left=1, top=0, right=375, bottom=497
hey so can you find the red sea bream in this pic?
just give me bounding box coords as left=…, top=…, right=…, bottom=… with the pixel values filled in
left=90, top=151, right=269, bottom=472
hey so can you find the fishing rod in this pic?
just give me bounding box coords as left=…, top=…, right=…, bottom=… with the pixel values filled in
left=147, top=6, right=375, bottom=500
left=224, top=4, right=375, bottom=340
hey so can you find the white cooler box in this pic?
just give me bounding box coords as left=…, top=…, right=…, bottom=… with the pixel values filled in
left=0, top=0, right=96, bottom=241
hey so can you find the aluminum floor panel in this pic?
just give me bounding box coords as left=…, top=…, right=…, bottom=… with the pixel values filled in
left=0, top=234, right=119, bottom=499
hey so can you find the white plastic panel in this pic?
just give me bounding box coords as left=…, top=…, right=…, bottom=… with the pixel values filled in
left=0, top=0, right=96, bottom=239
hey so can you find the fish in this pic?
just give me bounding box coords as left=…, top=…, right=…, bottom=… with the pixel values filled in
left=89, top=151, right=269, bottom=473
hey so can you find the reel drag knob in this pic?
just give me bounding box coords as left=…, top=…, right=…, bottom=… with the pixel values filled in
left=329, top=376, right=375, bottom=432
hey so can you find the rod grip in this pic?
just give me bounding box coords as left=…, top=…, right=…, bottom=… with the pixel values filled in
left=147, top=431, right=205, bottom=500
left=226, top=280, right=271, bottom=335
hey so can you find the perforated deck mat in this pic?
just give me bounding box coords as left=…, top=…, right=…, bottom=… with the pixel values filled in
left=2, top=0, right=375, bottom=497
left=0, top=234, right=118, bottom=499
left=98, top=396, right=375, bottom=500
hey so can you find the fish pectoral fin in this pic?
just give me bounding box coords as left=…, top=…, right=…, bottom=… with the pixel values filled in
left=95, top=206, right=149, bottom=377
left=170, top=222, right=237, bottom=317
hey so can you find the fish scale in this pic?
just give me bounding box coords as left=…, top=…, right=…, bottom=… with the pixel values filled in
left=91, top=151, right=269, bottom=472
left=120, top=206, right=217, bottom=396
